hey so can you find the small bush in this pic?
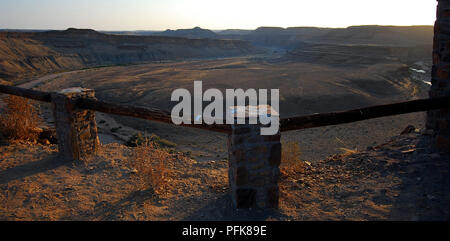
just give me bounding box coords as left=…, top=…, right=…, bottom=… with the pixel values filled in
left=126, top=132, right=176, bottom=148
left=338, top=148, right=358, bottom=157
left=157, top=138, right=177, bottom=148
left=126, top=132, right=147, bottom=147
left=281, top=141, right=302, bottom=166
left=0, top=95, right=42, bottom=142
left=281, top=141, right=305, bottom=175
left=280, top=141, right=307, bottom=179
left=129, top=141, right=172, bottom=194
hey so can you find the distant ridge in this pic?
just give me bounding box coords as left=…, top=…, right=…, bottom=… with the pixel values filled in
left=43, top=28, right=104, bottom=37
left=218, top=25, right=434, bottom=49
left=154, top=26, right=218, bottom=39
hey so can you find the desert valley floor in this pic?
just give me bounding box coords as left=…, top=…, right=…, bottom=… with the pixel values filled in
left=31, top=56, right=430, bottom=161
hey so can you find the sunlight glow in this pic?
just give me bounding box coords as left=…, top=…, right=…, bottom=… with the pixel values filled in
left=0, top=0, right=438, bottom=30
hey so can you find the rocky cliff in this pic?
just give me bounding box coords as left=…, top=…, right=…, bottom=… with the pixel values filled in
left=283, top=42, right=432, bottom=66
left=0, top=28, right=256, bottom=83
left=218, top=25, right=434, bottom=49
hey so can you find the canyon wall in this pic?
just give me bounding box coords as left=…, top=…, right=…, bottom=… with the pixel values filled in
left=0, top=28, right=256, bottom=83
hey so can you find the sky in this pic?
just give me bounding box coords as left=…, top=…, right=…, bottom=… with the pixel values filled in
left=0, top=0, right=438, bottom=31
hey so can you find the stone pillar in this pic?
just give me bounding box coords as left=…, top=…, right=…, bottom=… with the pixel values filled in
left=428, top=0, right=450, bottom=151
left=52, top=88, right=100, bottom=161
left=227, top=106, right=281, bottom=209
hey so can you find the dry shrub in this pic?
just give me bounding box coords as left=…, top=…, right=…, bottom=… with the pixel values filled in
left=281, top=141, right=305, bottom=176
left=338, top=148, right=358, bottom=157
left=129, top=141, right=172, bottom=194
left=0, top=95, right=42, bottom=142
left=281, top=141, right=302, bottom=166
left=126, top=132, right=176, bottom=148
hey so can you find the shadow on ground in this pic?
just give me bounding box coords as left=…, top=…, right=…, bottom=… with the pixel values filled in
left=181, top=194, right=290, bottom=221
left=389, top=135, right=450, bottom=220
left=0, top=154, right=65, bottom=185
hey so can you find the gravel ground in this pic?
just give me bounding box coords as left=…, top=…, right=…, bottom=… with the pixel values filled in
left=0, top=130, right=448, bottom=221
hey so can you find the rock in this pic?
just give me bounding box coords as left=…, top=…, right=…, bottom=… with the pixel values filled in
left=401, top=149, right=416, bottom=154
left=421, top=129, right=434, bottom=136
left=401, top=125, right=416, bottom=135
left=38, top=128, right=58, bottom=144
left=130, top=168, right=138, bottom=174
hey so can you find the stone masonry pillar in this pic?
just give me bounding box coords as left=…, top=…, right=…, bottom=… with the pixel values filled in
left=52, top=88, right=100, bottom=161
left=227, top=106, right=281, bottom=209
left=428, top=0, right=450, bottom=151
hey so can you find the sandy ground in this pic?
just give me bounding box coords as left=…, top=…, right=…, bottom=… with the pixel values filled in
left=279, top=131, right=450, bottom=221
left=0, top=142, right=229, bottom=220
left=0, top=131, right=448, bottom=221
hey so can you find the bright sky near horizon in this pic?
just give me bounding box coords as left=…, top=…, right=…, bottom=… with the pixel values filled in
left=0, top=0, right=438, bottom=31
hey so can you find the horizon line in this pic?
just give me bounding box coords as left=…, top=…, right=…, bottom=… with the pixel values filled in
left=0, top=24, right=435, bottom=32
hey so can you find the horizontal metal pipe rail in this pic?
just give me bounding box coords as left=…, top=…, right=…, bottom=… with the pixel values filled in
left=0, top=84, right=231, bottom=134
left=1, top=84, right=450, bottom=133
left=76, top=98, right=232, bottom=134
left=0, top=84, right=52, bottom=102
left=280, top=96, right=450, bottom=132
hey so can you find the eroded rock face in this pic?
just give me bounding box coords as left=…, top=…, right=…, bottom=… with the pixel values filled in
left=0, top=28, right=256, bottom=83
